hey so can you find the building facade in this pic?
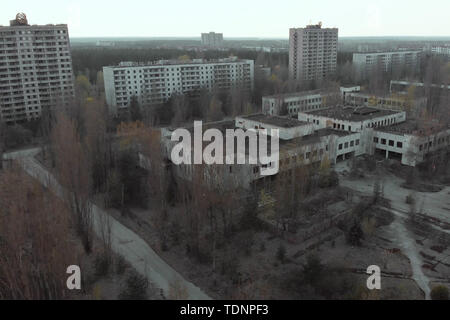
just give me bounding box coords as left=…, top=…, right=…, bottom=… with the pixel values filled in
left=344, top=92, right=427, bottom=115
left=352, top=50, right=421, bottom=80
left=431, top=46, right=450, bottom=57
left=289, top=23, right=338, bottom=82
left=262, top=89, right=340, bottom=116
left=0, top=13, right=74, bottom=123
left=103, top=57, right=254, bottom=113
left=201, top=32, right=223, bottom=48
left=147, top=107, right=449, bottom=191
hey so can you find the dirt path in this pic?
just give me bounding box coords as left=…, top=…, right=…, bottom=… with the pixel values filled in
left=387, top=216, right=431, bottom=299
left=334, top=160, right=445, bottom=299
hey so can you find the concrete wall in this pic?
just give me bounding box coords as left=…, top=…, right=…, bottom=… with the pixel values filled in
left=235, top=116, right=314, bottom=140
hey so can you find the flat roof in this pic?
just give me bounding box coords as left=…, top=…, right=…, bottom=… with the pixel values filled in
left=239, top=114, right=310, bottom=128
left=263, top=89, right=329, bottom=100
left=353, top=50, right=421, bottom=55
left=305, top=106, right=401, bottom=122
left=280, top=128, right=355, bottom=150
left=105, top=57, right=250, bottom=68
left=375, top=119, right=449, bottom=136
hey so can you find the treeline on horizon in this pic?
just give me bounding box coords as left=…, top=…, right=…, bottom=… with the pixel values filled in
left=71, top=47, right=289, bottom=83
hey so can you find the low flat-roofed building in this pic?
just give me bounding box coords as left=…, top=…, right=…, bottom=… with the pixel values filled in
left=344, top=92, right=427, bottom=116
left=262, top=89, right=340, bottom=116
left=340, top=85, right=361, bottom=102
left=235, top=114, right=314, bottom=140
left=373, top=119, right=450, bottom=166
left=298, top=106, right=406, bottom=132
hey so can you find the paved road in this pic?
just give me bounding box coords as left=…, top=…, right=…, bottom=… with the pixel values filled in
left=3, top=148, right=211, bottom=300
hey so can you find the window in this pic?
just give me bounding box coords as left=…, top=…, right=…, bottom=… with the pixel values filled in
left=397, top=142, right=403, bottom=148
left=356, top=139, right=360, bottom=145
left=338, top=144, right=343, bottom=150
left=374, top=137, right=379, bottom=143
left=381, top=139, right=386, bottom=145
left=389, top=140, right=394, bottom=146
left=350, top=141, right=354, bottom=147
left=344, top=142, right=349, bottom=148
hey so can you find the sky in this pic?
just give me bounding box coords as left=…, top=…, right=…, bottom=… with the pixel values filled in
left=2, top=0, right=450, bottom=38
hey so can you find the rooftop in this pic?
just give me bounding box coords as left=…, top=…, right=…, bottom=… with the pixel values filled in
left=375, top=119, right=449, bottom=136
left=263, top=89, right=333, bottom=100
left=279, top=128, right=355, bottom=151
left=239, top=114, right=310, bottom=128
left=106, top=57, right=250, bottom=68
left=353, top=50, right=421, bottom=55
left=305, top=106, right=401, bottom=122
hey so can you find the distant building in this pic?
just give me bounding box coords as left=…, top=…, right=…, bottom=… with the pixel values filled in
left=289, top=23, right=338, bottom=82
left=390, top=80, right=450, bottom=94
left=262, top=89, right=340, bottom=116
left=340, top=85, right=361, bottom=103
left=201, top=32, right=223, bottom=48
left=352, top=50, right=421, bottom=80
left=255, top=65, right=271, bottom=78
left=96, top=40, right=115, bottom=47
left=344, top=91, right=427, bottom=116
left=431, top=46, right=450, bottom=56
left=0, top=13, right=74, bottom=123
left=103, top=57, right=254, bottom=113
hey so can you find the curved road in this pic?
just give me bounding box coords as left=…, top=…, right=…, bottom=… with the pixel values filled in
left=3, top=148, right=211, bottom=300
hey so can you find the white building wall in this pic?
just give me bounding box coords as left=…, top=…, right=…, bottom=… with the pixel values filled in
left=0, top=22, right=74, bottom=123
left=235, top=116, right=314, bottom=140
left=103, top=59, right=254, bottom=112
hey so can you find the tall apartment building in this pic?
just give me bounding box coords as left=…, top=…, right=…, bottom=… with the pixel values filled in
left=352, top=50, right=421, bottom=80
left=0, top=13, right=74, bottom=123
left=289, top=23, right=338, bottom=82
left=103, top=57, right=254, bottom=113
left=201, top=32, right=223, bottom=48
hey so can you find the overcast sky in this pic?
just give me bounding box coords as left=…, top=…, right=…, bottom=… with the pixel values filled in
left=2, top=0, right=449, bottom=38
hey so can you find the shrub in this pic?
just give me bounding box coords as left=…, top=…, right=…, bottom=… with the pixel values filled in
left=276, top=244, right=286, bottom=262
left=302, top=254, right=324, bottom=286
left=405, top=193, right=415, bottom=205
left=347, top=221, right=364, bottom=246
left=93, top=253, right=110, bottom=277
left=430, top=285, right=449, bottom=300
left=119, top=270, right=149, bottom=300
left=260, top=241, right=266, bottom=252
left=115, top=255, right=127, bottom=275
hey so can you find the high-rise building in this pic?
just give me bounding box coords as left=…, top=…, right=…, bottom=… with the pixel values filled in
left=103, top=57, right=254, bottom=113
left=0, top=13, right=74, bottom=123
left=201, top=32, right=223, bottom=48
left=289, top=23, right=338, bottom=82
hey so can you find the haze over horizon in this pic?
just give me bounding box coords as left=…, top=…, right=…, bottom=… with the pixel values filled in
left=2, top=0, right=450, bottom=38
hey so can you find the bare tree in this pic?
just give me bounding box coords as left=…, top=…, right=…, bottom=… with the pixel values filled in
left=51, top=111, right=93, bottom=253
left=0, top=166, right=79, bottom=299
